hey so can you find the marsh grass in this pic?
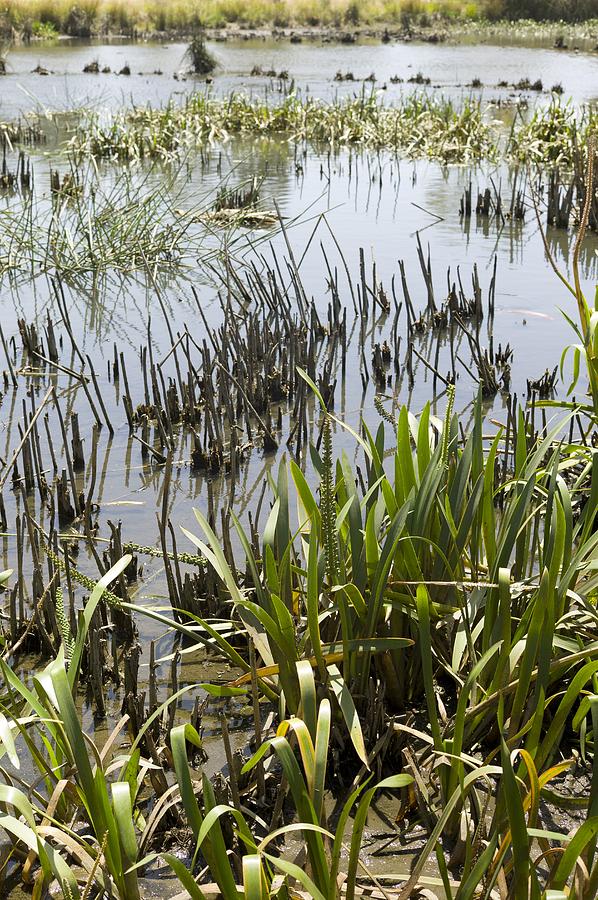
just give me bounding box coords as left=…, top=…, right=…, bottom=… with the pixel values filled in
left=132, top=383, right=598, bottom=898
left=73, top=92, right=498, bottom=164
left=130, top=378, right=598, bottom=796
left=185, top=32, right=216, bottom=74
left=1, top=393, right=597, bottom=899
left=0, top=161, right=214, bottom=280
left=509, top=99, right=598, bottom=169
left=0, top=2, right=487, bottom=38
left=72, top=92, right=598, bottom=171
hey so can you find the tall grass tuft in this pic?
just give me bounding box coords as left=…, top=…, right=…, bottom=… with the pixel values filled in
left=73, top=92, right=498, bottom=164
left=72, top=92, right=598, bottom=171
left=184, top=31, right=216, bottom=74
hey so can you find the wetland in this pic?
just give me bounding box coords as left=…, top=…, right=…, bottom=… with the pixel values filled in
left=0, top=16, right=596, bottom=900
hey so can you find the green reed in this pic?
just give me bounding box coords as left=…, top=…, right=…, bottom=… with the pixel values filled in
left=71, top=92, right=598, bottom=173
left=72, top=92, right=499, bottom=164
left=1, top=402, right=597, bottom=898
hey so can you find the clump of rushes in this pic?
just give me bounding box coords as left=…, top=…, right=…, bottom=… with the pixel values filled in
left=136, top=373, right=598, bottom=781
left=509, top=98, right=598, bottom=168
left=72, top=92, right=498, bottom=164
left=71, top=92, right=598, bottom=170
left=184, top=31, right=215, bottom=75
left=0, top=160, right=210, bottom=280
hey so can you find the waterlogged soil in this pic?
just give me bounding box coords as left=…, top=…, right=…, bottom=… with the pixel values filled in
left=0, top=37, right=596, bottom=898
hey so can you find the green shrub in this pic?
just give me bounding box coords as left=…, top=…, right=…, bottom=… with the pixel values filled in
left=31, top=18, right=59, bottom=37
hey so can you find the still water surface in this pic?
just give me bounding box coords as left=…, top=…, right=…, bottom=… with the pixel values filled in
left=0, top=35, right=596, bottom=119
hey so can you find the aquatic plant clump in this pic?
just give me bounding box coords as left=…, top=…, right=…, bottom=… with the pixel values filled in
left=184, top=32, right=216, bottom=74
left=71, top=93, right=598, bottom=170
left=509, top=98, right=598, bottom=168
left=0, top=165, right=209, bottom=279
left=72, top=92, right=499, bottom=164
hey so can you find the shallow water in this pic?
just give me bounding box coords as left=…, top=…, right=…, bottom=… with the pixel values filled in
left=0, top=132, right=596, bottom=666
left=0, top=34, right=597, bottom=121
left=0, top=135, right=595, bottom=739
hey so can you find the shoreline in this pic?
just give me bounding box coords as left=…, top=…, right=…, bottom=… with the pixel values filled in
left=5, top=18, right=598, bottom=49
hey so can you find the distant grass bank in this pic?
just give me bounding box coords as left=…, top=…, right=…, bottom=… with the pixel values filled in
left=0, top=0, right=596, bottom=39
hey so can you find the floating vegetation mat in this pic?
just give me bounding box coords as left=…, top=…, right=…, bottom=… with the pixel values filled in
left=194, top=176, right=278, bottom=228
